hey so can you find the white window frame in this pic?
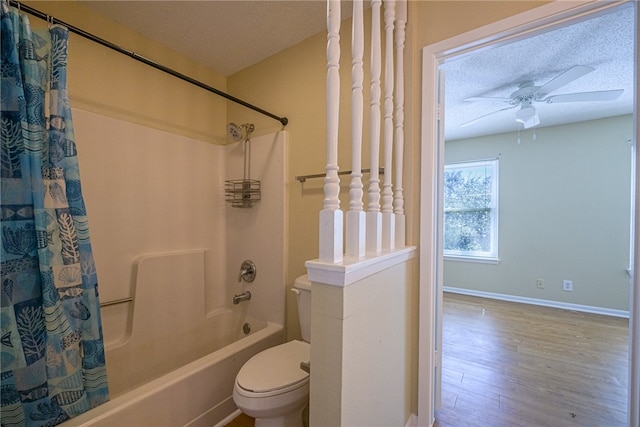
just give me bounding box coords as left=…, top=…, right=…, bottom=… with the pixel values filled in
left=443, top=159, right=499, bottom=262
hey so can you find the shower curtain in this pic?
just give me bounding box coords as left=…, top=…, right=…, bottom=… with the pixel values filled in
left=1, top=2, right=109, bottom=426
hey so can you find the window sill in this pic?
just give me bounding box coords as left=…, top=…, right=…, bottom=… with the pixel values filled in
left=444, top=255, right=500, bottom=264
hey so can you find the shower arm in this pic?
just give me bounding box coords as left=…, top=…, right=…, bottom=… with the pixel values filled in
left=7, top=0, right=289, bottom=127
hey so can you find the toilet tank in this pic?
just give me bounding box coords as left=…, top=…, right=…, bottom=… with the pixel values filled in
left=293, top=274, right=312, bottom=342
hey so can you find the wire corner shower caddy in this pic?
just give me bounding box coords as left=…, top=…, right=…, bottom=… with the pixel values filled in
left=225, top=123, right=261, bottom=208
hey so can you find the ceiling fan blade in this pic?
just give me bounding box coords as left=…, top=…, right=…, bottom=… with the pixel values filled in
left=460, top=106, right=517, bottom=127
left=545, top=89, right=624, bottom=103
left=464, top=96, right=512, bottom=102
left=536, top=65, right=595, bottom=96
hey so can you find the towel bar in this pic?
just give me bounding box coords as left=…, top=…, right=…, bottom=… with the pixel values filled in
left=295, top=167, right=384, bottom=183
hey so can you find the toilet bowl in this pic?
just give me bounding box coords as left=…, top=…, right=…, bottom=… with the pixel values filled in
left=233, top=340, right=309, bottom=427
left=233, top=275, right=311, bottom=427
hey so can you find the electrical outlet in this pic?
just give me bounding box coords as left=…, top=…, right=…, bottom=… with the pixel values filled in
left=536, top=279, right=544, bottom=289
left=562, top=280, right=573, bottom=292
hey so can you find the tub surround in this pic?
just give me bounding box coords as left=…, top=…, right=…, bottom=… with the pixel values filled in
left=224, top=131, right=288, bottom=327
left=105, top=249, right=254, bottom=397
left=68, top=108, right=288, bottom=424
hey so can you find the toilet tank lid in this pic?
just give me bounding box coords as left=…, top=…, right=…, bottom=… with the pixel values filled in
left=294, top=274, right=311, bottom=291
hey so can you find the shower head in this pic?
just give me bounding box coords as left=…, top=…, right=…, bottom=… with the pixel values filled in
left=227, top=123, right=244, bottom=142
left=227, top=122, right=255, bottom=142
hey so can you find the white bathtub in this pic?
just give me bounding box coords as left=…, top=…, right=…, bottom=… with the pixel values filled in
left=62, top=318, right=283, bottom=427
left=58, top=248, right=284, bottom=426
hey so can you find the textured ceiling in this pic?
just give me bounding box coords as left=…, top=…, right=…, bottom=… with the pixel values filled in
left=442, top=5, right=635, bottom=141
left=82, top=1, right=353, bottom=77
left=81, top=1, right=634, bottom=140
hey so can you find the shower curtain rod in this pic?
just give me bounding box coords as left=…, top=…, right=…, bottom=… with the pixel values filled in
left=6, top=0, right=289, bottom=127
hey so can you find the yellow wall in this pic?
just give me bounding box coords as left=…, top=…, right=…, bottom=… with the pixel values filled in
left=414, top=1, right=548, bottom=46
left=26, top=1, right=229, bottom=144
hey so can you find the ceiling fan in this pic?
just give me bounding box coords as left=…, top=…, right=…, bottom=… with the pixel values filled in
left=460, top=65, right=624, bottom=129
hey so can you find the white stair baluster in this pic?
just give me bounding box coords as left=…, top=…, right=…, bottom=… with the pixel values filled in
left=319, top=0, right=343, bottom=263
left=346, top=0, right=366, bottom=258
left=366, top=0, right=383, bottom=254
left=381, top=0, right=396, bottom=251
left=394, top=0, right=406, bottom=248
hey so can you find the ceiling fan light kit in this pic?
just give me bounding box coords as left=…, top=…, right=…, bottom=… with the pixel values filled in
left=514, top=105, right=540, bottom=129
left=461, top=65, right=624, bottom=131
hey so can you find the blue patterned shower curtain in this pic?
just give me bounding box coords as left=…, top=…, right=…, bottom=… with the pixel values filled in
left=1, top=2, right=109, bottom=425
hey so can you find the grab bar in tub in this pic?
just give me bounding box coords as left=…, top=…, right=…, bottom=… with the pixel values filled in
left=100, top=297, right=133, bottom=307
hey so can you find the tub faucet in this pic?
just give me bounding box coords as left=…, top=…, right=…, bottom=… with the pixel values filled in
left=233, top=291, right=252, bottom=305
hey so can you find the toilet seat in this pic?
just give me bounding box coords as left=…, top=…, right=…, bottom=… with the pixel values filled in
left=236, top=340, right=310, bottom=397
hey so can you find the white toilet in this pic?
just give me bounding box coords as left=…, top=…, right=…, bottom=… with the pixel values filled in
left=233, top=275, right=311, bottom=427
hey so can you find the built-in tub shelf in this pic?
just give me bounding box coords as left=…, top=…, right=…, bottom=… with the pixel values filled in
left=295, top=167, right=384, bottom=183
left=100, top=297, right=133, bottom=307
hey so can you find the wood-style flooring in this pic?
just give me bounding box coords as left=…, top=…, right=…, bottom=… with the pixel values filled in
left=436, top=293, right=629, bottom=427
left=224, top=412, right=254, bottom=427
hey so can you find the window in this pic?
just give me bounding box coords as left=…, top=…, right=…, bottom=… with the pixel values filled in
left=443, top=159, right=498, bottom=261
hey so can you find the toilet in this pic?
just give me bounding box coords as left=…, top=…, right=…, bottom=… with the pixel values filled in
left=233, top=275, right=311, bottom=427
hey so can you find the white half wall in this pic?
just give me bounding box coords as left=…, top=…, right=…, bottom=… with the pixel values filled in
left=310, top=258, right=418, bottom=426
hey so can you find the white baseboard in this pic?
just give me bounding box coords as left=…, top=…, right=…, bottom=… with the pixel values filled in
left=443, top=286, right=630, bottom=318
left=405, top=412, right=418, bottom=427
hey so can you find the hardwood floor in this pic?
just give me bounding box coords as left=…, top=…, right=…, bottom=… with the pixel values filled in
left=436, top=293, right=629, bottom=427
left=224, top=412, right=254, bottom=427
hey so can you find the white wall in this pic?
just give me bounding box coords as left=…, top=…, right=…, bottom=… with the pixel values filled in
left=74, top=108, right=227, bottom=346
left=73, top=109, right=287, bottom=348
left=444, top=115, right=633, bottom=311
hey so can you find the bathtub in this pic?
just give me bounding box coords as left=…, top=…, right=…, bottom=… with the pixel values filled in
left=62, top=318, right=283, bottom=427
left=61, top=250, right=284, bottom=426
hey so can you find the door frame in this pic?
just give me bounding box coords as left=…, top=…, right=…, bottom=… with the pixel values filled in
left=418, top=1, right=639, bottom=425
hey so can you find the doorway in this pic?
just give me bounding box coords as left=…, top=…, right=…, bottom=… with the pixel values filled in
left=418, top=1, right=639, bottom=425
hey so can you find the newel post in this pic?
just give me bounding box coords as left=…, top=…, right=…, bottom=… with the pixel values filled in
left=319, top=0, right=343, bottom=263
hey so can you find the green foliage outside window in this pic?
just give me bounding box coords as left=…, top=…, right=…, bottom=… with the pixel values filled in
left=444, top=161, right=497, bottom=257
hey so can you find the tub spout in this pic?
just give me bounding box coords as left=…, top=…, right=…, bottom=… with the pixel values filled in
left=233, top=291, right=252, bottom=305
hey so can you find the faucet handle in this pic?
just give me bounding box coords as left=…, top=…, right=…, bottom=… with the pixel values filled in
left=238, top=260, right=257, bottom=283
